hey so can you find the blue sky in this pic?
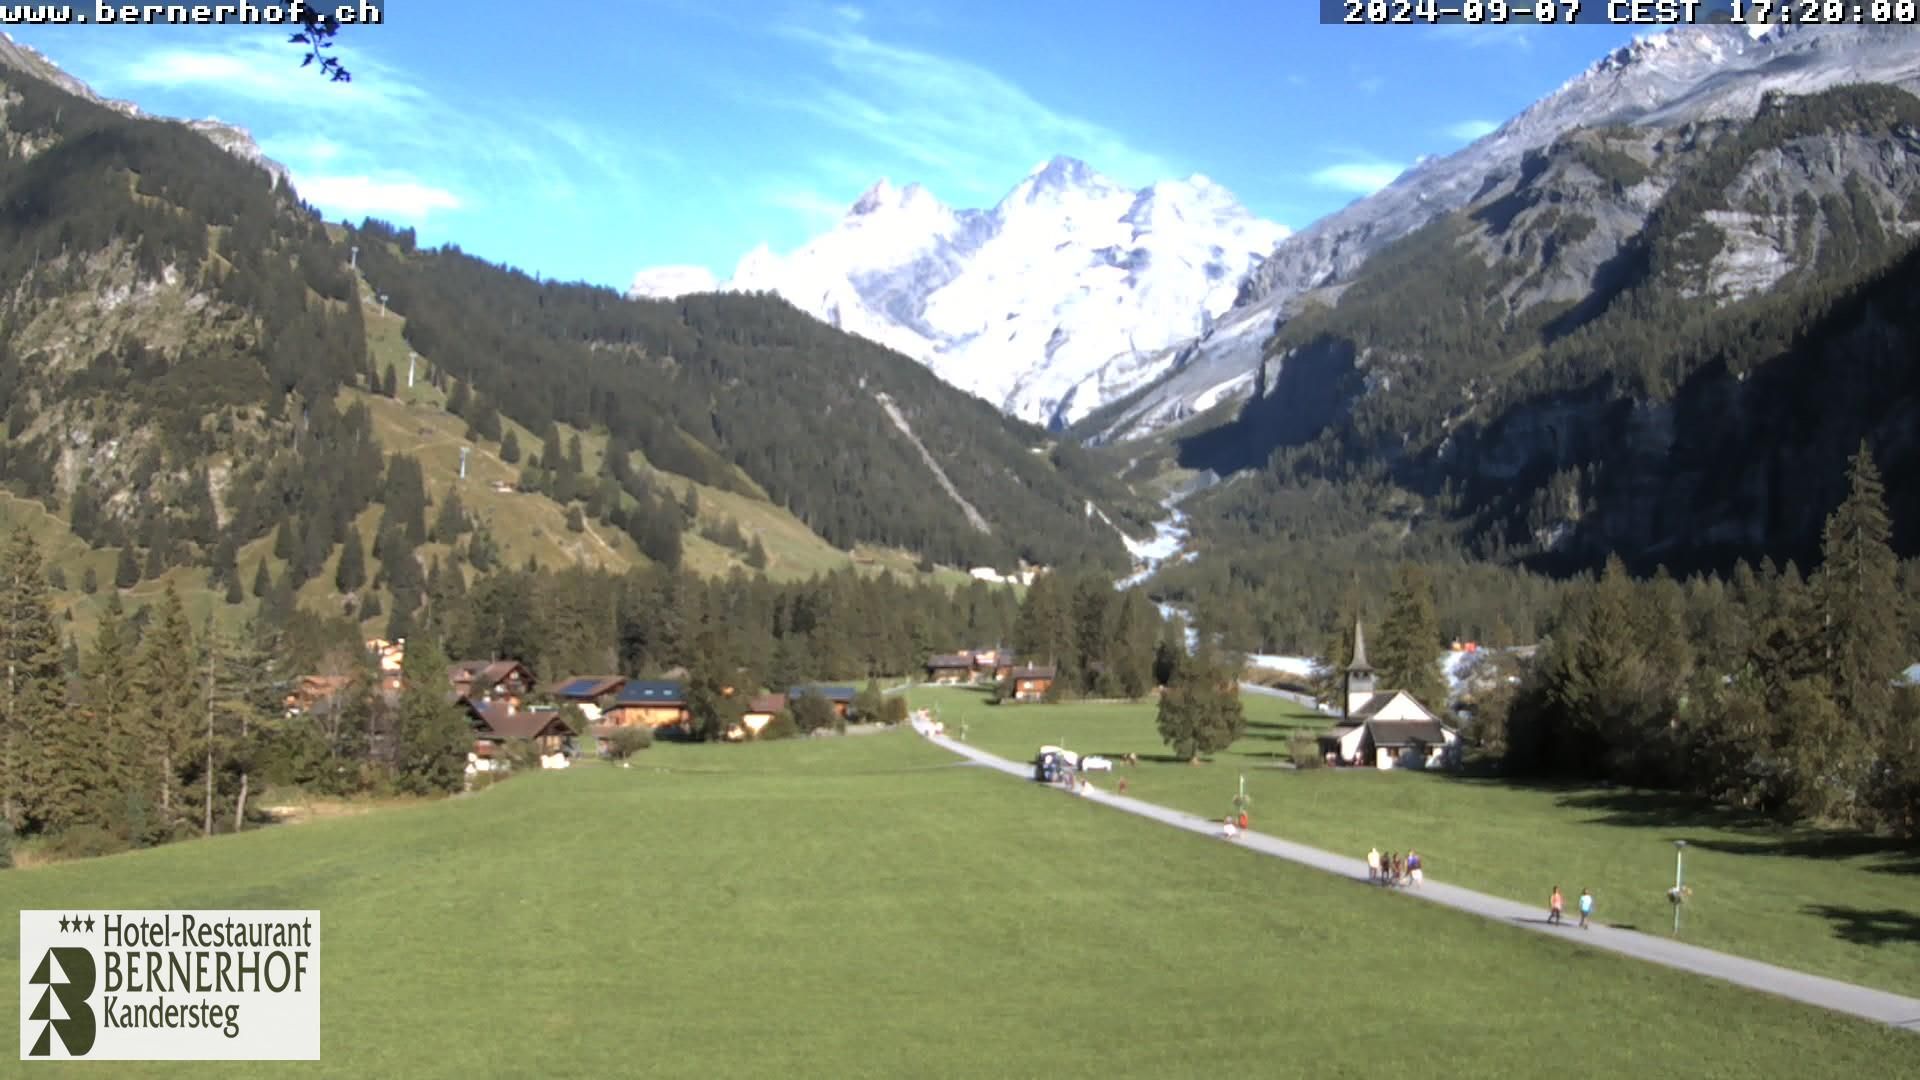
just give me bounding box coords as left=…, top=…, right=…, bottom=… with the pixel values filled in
left=11, top=2, right=1652, bottom=290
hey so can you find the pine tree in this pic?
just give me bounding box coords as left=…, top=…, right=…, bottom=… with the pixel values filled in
left=432, top=488, right=467, bottom=541
left=1107, top=588, right=1158, bottom=699
left=335, top=528, right=367, bottom=593
left=746, top=536, right=768, bottom=571
left=251, top=560, right=272, bottom=599
left=82, top=594, right=140, bottom=832
left=0, top=529, right=78, bottom=833
left=132, top=583, right=197, bottom=836
left=391, top=633, right=469, bottom=794
left=1814, top=443, right=1903, bottom=740
left=1375, top=564, right=1448, bottom=710
left=380, top=364, right=398, bottom=398
left=273, top=518, right=295, bottom=560
left=81, top=566, right=98, bottom=595
left=225, top=574, right=245, bottom=604
left=114, top=544, right=141, bottom=588
left=500, top=430, right=520, bottom=464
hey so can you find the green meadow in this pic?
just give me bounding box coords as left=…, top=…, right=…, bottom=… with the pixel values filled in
left=916, top=687, right=1920, bottom=998
left=4, top=731, right=1914, bottom=1077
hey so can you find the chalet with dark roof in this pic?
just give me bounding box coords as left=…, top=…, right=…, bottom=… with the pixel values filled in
left=448, top=659, right=536, bottom=708
left=789, top=685, right=856, bottom=719
left=552, top=676, right=628, bottom=723
left=601, top=680, right=689, bottom=732
left=283, top=675, right=353, bottom=718
left=925, top=653, right=975, bottom=684
left=1010, top=664, right=1056, bottom=702
left=1321, top=620, right=1459, bottom=770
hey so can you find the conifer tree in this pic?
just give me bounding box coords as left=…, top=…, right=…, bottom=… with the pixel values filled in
left=500, top=429, right=520, bottom=464
left=251, top=560, right=272, bottom=598
left=0, top=529, right=76, bottom=832
left=273, top=518, right=295, bottom=560
left=114, top=544, right=141, bottom=589
left=132, top=583, right=197, bottom=833
left=1814, top=443, right=1903, bottom=739
left=1107, top=588, right=1159, bottom=699
left=391, top=633, right=469, bottom=794
left=432, top=488, right=467, bottom=541
left=81, top=565, right=98, bottom=595
left=335, top=528, right=367, bottom=593
left=82, top=594, right=140, bottom=832
left=1375, top=564, right=1448, bottom=710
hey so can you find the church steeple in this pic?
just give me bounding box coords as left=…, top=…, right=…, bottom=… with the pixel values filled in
left=1345, top=619, right=1376, bottom=719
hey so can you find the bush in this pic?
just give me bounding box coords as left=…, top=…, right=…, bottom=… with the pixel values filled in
left=606, top=725, right=653, bottom=760
left=0, top=819, right=12, bottom=869
left=49, top=824, right=128, bottom=861
left=882, top=695, right=909, bottom=725
left=1287, top=734, right=1325, bottom=769
left=758, top=711, right=799, bottom=741
left=500, top=738, right=542, bottom=773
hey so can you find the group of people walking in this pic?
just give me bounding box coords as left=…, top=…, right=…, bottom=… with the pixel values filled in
left=1365, top=846, right=1422, bottom=888
left=1547, top=886, right=1596, bottom=929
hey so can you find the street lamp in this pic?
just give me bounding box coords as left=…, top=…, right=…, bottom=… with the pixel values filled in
left=349, top=244, right=358, bottom=271
left=1670, top=840, right=1688, bottom=936
left=377, top=293, right=389, bottom=318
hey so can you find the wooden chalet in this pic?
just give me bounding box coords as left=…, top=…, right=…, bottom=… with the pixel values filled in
left=448, top=659, right=537, bottom=708
left=552, top=676, right=628, bottom=723
left=969, top=648, right=1003, bottom=676
left=925, top=653, right=975, bottom=684
left=601, top=680, right=690, bottom=731
left=789, top=685, right=856, bottom=719
left=737, top=693, right=788, bottom=739
left=366, top=637, right=406, bottom=692
left=457, top=700, right=576, bottom=777
left=992, top=652, right=1019, bottom=681
left=283, top=675, right=353, bottom=718
left=1009, top=665, right=1056, bottom=702
left=1320, top=620, right=1460, bottom=770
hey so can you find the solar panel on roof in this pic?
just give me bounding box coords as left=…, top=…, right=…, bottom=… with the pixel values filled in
left=558, top=677, right=606, bottom=697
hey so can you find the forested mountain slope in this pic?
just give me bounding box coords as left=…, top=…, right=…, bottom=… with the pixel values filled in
left=0, top=46, right=1138, bottom=645
left=1182, top=85, right=1920, bottom=584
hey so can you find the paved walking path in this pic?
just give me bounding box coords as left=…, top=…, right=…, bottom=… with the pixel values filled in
left=911, top=719, right=1920, bottom=1033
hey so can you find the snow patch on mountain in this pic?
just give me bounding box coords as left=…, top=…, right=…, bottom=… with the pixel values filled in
left=630, top=156, right=1288, bottom=428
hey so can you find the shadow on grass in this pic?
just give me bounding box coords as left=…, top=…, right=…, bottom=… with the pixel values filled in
left=1802, top=904, right=1920, bottom=947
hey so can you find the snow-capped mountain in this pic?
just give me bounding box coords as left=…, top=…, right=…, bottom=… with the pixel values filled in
left=1087, top=24, right=1920, bottom=444
left=628, top=156, right=1289, bottom=427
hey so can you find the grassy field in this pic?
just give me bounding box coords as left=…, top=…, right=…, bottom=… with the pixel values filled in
left=4, top=731, right=1912, bottom=1077
left=913, top=687, right=1920, bottom=998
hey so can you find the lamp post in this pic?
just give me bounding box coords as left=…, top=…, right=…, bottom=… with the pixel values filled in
left=1672, top=840, right=1688, bottom=936
left=349, top=244, right=358, bottom=271
left=377, top=293, right=389, bottom=318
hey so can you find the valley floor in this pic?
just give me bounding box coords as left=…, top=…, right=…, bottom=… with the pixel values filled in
left=910, top=704, right=1920, bottom=1032
left=910, top=688, right=1920, bottom=1001
left=4, top=728, right=1915, bottom=1076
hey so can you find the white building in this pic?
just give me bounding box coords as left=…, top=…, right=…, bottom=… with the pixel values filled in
left=1322, top=620, right=1461, bottom=770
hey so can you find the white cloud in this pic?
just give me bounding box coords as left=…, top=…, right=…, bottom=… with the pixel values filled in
left=763, top=19, right=1172, bottom=193
left=117, top=36, right=430, bottom=118
left=292, top=175, right=464, bottom=219
left=1310, top=162, right=1405, bottom=194
left=1445, top=119, right=1499, bottom=141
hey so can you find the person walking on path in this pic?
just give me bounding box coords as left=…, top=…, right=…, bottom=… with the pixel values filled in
left=1366, top=846, right=1381, bottom=883
left=1548, top=886, right=1565, bottom=926
left=1407, top=849, right=1423, bottom=888
left=1579, top=888, right=1594, bottom=930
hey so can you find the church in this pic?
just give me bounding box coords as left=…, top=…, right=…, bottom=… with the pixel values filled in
left=1321, top=620, right=1461, bottom=770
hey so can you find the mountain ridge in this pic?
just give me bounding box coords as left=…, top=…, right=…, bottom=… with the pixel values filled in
left=629, top=155, right=1289, bottom=429
left=1086, top=23, right=1920, bottom=445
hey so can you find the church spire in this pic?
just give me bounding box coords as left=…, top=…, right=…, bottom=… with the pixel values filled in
left=1349, top=618, right=1373, bottom=673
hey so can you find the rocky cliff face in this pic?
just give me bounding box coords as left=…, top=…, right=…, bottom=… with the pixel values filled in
left=1092, top=24, right=1920, bottom=445
left=1182, top=82, right=1920, bottom=574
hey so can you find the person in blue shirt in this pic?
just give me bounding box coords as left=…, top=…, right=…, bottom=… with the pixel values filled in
left=1578, top=887, right=1595, bottom=930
